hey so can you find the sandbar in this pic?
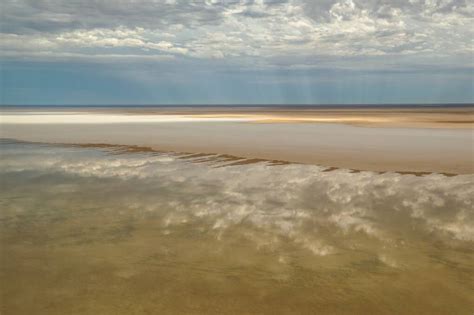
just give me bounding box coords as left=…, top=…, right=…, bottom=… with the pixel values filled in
left=1, top=106, right=473, bottom=174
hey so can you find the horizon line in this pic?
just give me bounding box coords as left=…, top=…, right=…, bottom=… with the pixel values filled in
left=1, top=103, right=473, bottom=108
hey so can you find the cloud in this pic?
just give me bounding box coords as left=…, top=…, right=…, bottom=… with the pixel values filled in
left=0, top=0, right=472, bottom=70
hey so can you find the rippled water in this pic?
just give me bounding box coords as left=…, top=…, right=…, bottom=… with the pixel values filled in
left=1, top=140, right=473, bottom=314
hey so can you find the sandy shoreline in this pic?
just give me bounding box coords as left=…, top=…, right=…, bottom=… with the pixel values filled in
left=1, top=106, right=473, bottom=174
left=2, top=106, right=473, bottom=128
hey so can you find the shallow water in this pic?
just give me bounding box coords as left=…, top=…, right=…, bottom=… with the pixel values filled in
left=1, top=140, right=473, bottom=314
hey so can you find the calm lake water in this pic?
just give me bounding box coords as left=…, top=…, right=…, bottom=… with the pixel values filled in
left=1, top=140, right=473, bottom=314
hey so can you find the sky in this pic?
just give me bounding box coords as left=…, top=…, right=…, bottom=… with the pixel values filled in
left=0, top=0, right=473, bottom=105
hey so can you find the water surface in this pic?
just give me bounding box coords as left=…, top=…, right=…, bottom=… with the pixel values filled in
left=1, top=140, right=473, bottom=314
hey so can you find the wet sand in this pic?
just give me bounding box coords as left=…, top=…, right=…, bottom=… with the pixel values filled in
left=1, top=106, right=473, bottom=174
